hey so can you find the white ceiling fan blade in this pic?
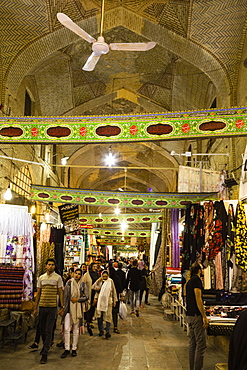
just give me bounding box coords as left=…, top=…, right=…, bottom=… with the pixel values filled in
left=82, top=52, right=102, bottom=71
left=109, top=41, right=156, bottom=51
left=57, top=13, right=96, bottom=43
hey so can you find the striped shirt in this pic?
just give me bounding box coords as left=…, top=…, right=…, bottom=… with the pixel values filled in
left=37, top=272, right=63, bottom=307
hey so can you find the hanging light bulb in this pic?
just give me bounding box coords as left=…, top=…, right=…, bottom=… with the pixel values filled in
left=40, top=222, right=47, bottom=231
left=114, top=207, right=120, bottom=215
left=30, top=205, right=36, bottom=214
left=105, top=146, right=116, bottom=167
left=61, top=156, right=69, bottom=165
left=45, top=210, right=51, bottom=223
left=4, top=186, right=12, bottom=201
left=120, top=220, right=128, bottom=231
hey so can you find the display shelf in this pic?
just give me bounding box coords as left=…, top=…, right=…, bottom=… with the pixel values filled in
left=64, top=235, right=83, bottom=268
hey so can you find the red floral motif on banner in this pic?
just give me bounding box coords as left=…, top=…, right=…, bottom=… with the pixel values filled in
left=236, top=119, right=244, bottom=129
left=53, top=195, right=57, bottom=199
left=76, top=197, right=80, bottom=201
left=80, top=127, right=87, bottom=136
left=31, top=127, right=38, bottom=137
left=130, top=125, right=138, bottom=135
left=182, top=123, right=190, bottom=133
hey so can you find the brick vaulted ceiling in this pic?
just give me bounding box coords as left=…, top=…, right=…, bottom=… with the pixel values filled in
left=1, top=0, right=247, bottom=211
left=1, top=0, right=247, bottom=115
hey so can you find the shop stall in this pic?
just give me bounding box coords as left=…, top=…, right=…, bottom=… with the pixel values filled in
left=180, top=199, right=247, bottom=337
left=0, top=204, right=34, bottom=307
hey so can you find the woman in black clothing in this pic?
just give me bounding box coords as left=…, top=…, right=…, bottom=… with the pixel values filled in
left=229, top=309, right=247, bottom=370
left=108, top=265, right=123, bottom=334
left=82, top=262, right=99, bottom=335
left=144, top=265, right=151, bottom=305
left=139, top=266, right=147, bottom=307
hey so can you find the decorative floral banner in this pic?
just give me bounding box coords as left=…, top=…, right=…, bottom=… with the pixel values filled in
left=79, top=213, right=162, bottom=224
left=1, top=106, right=247, bottom=143
left=97, top=238, right=131, bottom=245
left=87, top=228, right=151, bottom=237
left=30, top=185, right=218, bottom=209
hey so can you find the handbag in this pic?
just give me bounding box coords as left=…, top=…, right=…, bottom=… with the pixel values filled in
left=119, top=301, right=127, bottom=320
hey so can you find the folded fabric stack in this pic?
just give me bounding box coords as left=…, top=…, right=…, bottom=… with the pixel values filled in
left=0, top=266, right=24, bottom=309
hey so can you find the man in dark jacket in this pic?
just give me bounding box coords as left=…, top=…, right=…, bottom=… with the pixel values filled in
left=186, top=262, right=209, bottom=370
left=116, top=262, right=127, bottom=291
left=127, top=260, right=142, bottom=317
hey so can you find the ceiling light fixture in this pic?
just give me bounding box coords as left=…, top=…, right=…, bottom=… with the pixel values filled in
left=120, top=220, right=128, bottom=231
left=171, top=151, right=229, bottom=157
left=4, top=185, right=12, bottom=201
left=105, top=146, right=116, bottom=167
left=114, top=207, right=120, bottom=216
left=30, top=205, right=36, bottom=214
left=61, top=156, right=69, bottom=165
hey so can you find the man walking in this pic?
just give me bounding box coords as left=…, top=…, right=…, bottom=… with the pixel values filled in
left=186, top=262, right=209, bottom=370
left=34, top=258, right=64, bottom=364
left=127, top=259, right=142, bottom=317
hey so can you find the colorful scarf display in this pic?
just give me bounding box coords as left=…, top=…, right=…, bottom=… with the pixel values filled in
left=0, top=205, right=34, bottom=302
left=234, top=201, right=247, bottom=271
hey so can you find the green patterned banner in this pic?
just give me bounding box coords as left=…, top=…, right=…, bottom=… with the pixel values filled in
left=30, top=185, right=218, bottom=209
left=97, top=238, right=132, bottom=246
left=87, top=228, right=150, bottom=237
left=79, top=213, right=162, bottom=224
left=1, top=107, right=247, bottom=143
left=117, top=247, right=138, bottom=252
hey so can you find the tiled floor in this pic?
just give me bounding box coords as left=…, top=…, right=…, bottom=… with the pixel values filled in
left=0, top=296, right=228, bottom=369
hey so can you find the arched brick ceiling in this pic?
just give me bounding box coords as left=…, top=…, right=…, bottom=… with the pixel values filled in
left=2, top=0, right=247, bottom=109
left=1, top=0, right=247, bottom=214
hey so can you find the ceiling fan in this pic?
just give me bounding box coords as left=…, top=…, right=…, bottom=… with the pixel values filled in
left=57, top=0, right=156, bottom=71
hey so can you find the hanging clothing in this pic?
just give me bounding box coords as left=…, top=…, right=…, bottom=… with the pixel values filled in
left=203, top=258, right=211, bottom=290
left=230, top=253, right=242, bottom=293
left=203, top=201, right=214, bottom=258
left=209, top=200, right=227, bottom=260
left=234, top=201, right=247, bottom=271
left=215, top=251, right=224, bottom=290
left=38, top=242, right=55, bottom=276
left=182, top=204, right=204, bottom=273
left=171, top=209, right=180, bottom=268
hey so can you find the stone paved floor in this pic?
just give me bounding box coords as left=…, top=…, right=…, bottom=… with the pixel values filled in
left=0, top=296, right=228, bottom=369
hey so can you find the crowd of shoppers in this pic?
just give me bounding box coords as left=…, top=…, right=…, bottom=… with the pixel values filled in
left=29, top=257, right=151, bottom=364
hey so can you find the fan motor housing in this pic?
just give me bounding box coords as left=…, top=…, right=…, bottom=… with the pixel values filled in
left=93, top=36, right=109, bottom=54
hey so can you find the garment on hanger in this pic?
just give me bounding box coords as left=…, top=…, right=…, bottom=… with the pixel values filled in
left=234, top=201, right=247, bottom=272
